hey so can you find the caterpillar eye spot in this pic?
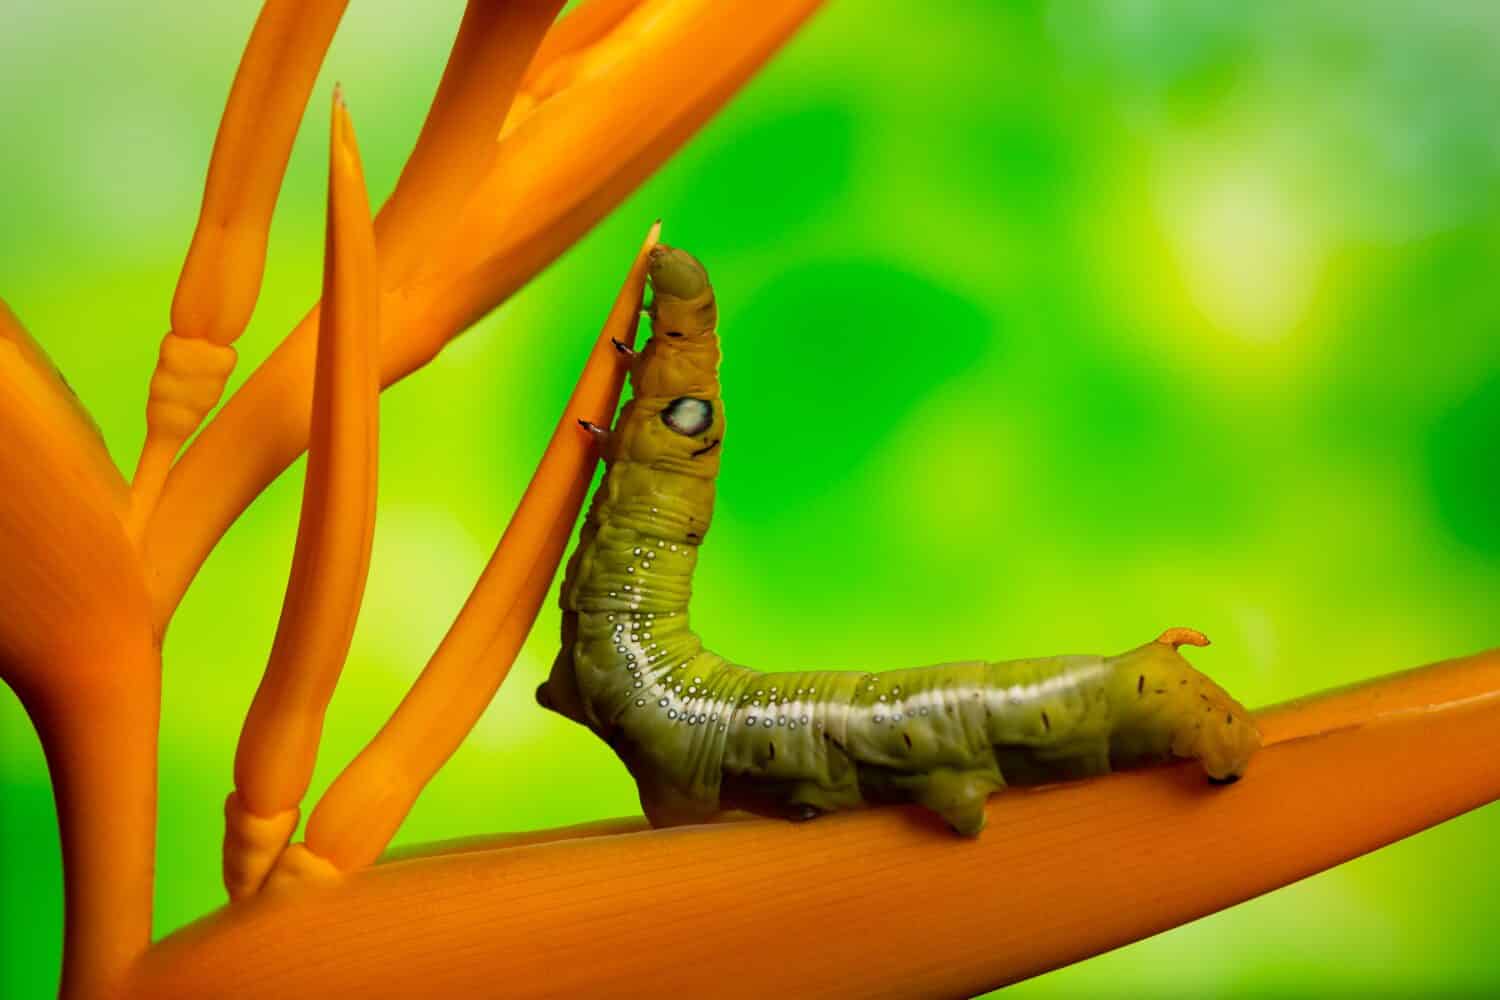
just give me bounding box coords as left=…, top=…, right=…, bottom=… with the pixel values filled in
left=1208, top=774, right=1241, bottom=786
left=665, top=331, right=684, bottom=338
left=662, top=396, right=712, bottom=436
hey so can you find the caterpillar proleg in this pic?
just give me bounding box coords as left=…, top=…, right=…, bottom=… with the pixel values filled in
left=538, top=245, right=1260, bottom=834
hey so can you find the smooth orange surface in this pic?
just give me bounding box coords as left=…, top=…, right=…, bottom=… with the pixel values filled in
left=139, top=1, right=823, bottom=630
left=130, top=0, right=347, bottom=533
left=0, top=311, right=160, bottom=997
left=0, top=299, right=127, bottom=515
left=1257, top=646, right=1500, bottom=745
left=431, top=0, right=826, bottom=337
left=128, top=649, right=1500, bottom=998
left=170, top=0, right=347, bottom=346
left=502, top=0, right=664, bottom=138
left=303, top=223, right=659, bottom=871
left=226, top=93, right=381, bottom=898
left=375, top=0, right=564, bottom=291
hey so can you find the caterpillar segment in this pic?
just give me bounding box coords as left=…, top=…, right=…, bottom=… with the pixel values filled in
left=539, top=245, right=1260, bottom=835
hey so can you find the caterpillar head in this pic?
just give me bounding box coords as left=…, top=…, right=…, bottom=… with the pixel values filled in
left=648, top=245, right=717, bottom=340
left=635, top=244, right=723, bottom=400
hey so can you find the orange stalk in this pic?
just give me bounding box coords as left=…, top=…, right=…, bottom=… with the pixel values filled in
left=375, top=0, right=566, bottom=291
left=130, top=0, right=348, bottom=532
left=225, top=91, right=381, bottom=900
left=300, top=223, right=659, bottom=872
left=1, top=308, right=160, bottom=998
left=127, top=648, right=1500, bottom=997
left=170, top=0, right=348, bottom=346
left=1256, top=646, right=1500, bottom=745
left=140, top=3, right=822, bottom=629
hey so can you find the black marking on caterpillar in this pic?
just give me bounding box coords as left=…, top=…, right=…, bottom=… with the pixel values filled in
left=538, top=245, right=1261, bottom=836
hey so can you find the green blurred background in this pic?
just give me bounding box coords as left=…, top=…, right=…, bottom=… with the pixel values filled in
left=3, top=1, right=1498, bottom=995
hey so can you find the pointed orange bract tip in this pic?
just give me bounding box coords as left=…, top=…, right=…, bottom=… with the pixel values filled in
left=227, top=91, right=380, bottom=896
left=303, top=224, right=659, bottom=871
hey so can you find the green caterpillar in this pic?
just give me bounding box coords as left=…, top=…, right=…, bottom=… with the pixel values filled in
left=538, top=246, right=1260, bottom=835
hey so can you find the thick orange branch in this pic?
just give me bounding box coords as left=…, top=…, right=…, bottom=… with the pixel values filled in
left=302, top=223, right=658, bottom=872
left=225, top=92, right=381, bottom=900
left=0, top=313, right=160, bottom=998
left=127, top=648, right=1500, bottom=997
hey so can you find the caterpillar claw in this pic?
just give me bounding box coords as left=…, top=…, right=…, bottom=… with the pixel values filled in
left=577, top=419, right=611, bottom=446
left=610, top=337, right=638, bottom=360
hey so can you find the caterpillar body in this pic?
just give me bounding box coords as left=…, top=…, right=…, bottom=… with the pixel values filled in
left=538, top=246, right=1260, bottom=834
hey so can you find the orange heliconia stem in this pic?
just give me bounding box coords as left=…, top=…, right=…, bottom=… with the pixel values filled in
left=140, top=2, right=823, bottom=628
left=375, top=0, right=566, bottom=291
left=1256, top=645, right=1500, bottom=746
left=128, top=648, right=1500, bottom=998
left=224, top=90, right=381, bottom=901
left=170, top=0, right=348, bottom=345
left=0, top=306, right=162, bottom=998
left=129, top=0, right=348, bottom=535
left=299, top=222, right=660, bottom=873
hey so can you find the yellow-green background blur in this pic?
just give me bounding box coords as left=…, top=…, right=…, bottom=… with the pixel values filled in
left=3, top=2, right=1498, bottom=996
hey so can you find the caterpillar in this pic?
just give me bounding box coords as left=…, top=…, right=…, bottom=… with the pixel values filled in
left=537, top=245, right=1260, bottom=835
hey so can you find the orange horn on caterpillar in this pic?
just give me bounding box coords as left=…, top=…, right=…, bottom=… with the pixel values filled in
left=1156, top=627, right=1211, bottom=649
